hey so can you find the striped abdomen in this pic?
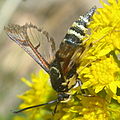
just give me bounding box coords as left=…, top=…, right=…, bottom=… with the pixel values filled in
left=57, top=6, right=96, bottom=60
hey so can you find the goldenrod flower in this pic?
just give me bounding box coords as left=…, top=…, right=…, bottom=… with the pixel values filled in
left=78, top=0, right=120, bottom=103
left=14, top=0, right=120, bottom=120
left=15, top=70, right=56, bottom=120
left=53, top=95, right=120, bottom=120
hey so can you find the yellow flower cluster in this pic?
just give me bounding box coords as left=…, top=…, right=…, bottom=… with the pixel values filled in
left=14, top=0, right=120, bottom=120
left=14, top=70, right=56, bottom=120
left=54, top=95, right=109, bottom=120
left=77, top=0, right=120, bottom=103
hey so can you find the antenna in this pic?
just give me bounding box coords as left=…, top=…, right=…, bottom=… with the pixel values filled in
left=13, top=99, right=58, bottom=113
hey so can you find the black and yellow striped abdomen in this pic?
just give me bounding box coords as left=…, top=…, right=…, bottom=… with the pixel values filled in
left=55, top=6, right=96, bottom=65
left=60, top=6, right=96, bottom=52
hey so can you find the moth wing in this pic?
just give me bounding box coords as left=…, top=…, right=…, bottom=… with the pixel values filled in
left=4, top=23, right=56, bottom=73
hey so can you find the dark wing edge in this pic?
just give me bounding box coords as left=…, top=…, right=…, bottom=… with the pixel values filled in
left=4, top=23, right=54, bottom=73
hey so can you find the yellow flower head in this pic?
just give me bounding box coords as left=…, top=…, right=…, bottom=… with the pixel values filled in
left=17, top=70, right=56, bottom=119
left=78, top=0, right=120, bottom=103
left=53, top=95, right=120, bottom=120
left=90, top=0, right=120, bottom=50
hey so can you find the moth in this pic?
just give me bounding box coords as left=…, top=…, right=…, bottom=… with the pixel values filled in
left=4, top=6, right=96, bottom=113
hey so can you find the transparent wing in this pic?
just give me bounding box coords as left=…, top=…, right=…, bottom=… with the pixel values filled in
left=4, top=23, right=56, bottom=73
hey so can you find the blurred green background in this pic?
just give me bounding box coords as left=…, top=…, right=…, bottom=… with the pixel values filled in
left=0, top=0, right=103, bottom=119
